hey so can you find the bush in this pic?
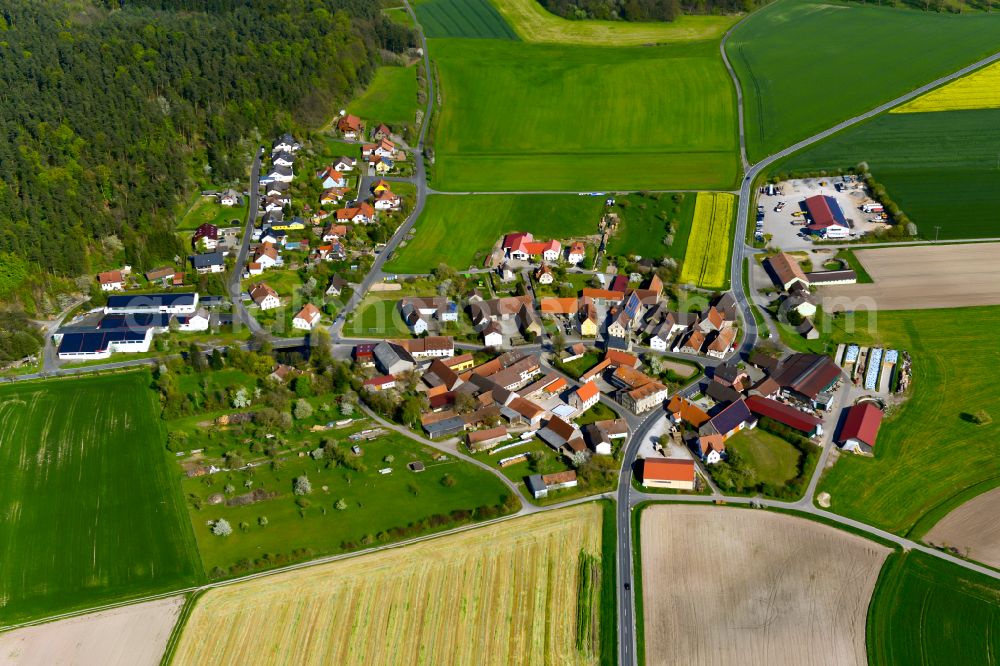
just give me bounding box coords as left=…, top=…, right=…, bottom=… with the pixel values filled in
left=293, top=475, right=312, bottom=495
left=440, top=474, right=456, bottom=487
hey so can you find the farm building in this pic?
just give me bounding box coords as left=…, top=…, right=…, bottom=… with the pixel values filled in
left=526, top=471, right=578, bottom=499
left=838, top=402, right=883, bottom=454
left=771, top=353, right=843, bottom=408
left=745, top=395, right=823, bottom=437
left=466, top=427, right=509, bottom=452
left=804, top=269, right=857, bottom=285
left=764, top=253, right=809, bottom=290
left=104, top=292, right=199, bottom=315
left=641, top=458, right=695, bottom=491
left=803, top=195, right=850, bottom=239
left=699, top=399, right=752, bottom=440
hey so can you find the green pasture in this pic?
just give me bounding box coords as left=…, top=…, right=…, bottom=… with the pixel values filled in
left=726, top=428, right=799, bottom=486
left=178, top=196, right=247, bottom=231
left=429, top=38, right=739, bottom=192
left=776, top=108, right=1000, bottom=239
left=817, top=306, right=1000, bottom=535
left=607, top=192, right=697, bottom=261
left=728, top=0, right=1000, bottom=162
left=346, top=298, right=412, bottom=337
left=0, top=373, right=200, bottom=624
left=385, top=194, right=602, bottom=272
left=347, top=64, right=420, bottom=125
left=415, top=0, right=518, bottom=39
left=866, top=551, right=1000, bottom=666
left=179, top=429, right=514, bottom=574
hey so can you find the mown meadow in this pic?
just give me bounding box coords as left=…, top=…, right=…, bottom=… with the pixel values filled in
left=728, top=0, right=1000, bottom=162
left=171, top=503, right=612, bottom=666
left=866, top=551, right=1000, bottom=666
left=776, top=107, right=1000, bottom=239
left=817, top=306, right=1000, bottom=536
left=0, top=373, right=201, bottom=624
left=347, top=63, right=420, bottom=125
left=386, top=193, right=603, bottom=272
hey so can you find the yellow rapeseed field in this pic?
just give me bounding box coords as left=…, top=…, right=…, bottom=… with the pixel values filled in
left=171, top=504, right=603, bottom=666
left=493, top=0, right=736, bottom=45
left=679, top=192, right=734, bottom=288
left=892, top=60, right=1000, bottom=113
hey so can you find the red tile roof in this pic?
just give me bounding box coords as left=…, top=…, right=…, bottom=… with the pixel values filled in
left=745, top=395, right=822, bottom=433
left=839, top=402, right=883, bottom=447
left=643, top=458, right=694, bottom=483
left=574, top=381, right=600, bottom=403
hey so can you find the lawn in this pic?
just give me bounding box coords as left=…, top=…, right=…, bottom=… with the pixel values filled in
left=345, top=297, right=412, bottom=337
left=866, top=551, right=1000, bottom=666
left=490, top=0, right=737, bottom=45
left=679, top=192, right=735, bottom=288
left=727, top=0, right=1000, bottom=162
left=0, top=373, right=201, bottom=624
left=171, top=504, right=610, bottom=666
left=178, top=195, right=247, bottom=231
left=556, top=351, right=601, bottom=379
left=726, top=428, right=800, bottom=486
left=775, top=107, right=1000, bottom=239
left=818, top=306, right=1000, bottom=535
left=606, top=192, right=697, bottom=262
left=179, top=426, right=516, bottom=576
left=428, top=38, right=739, bottom=192
left=415, top=0, right=519, bottom=39
left=347, top=64, right=419, bottom=126
left=385, top=194, right=602, bottom=272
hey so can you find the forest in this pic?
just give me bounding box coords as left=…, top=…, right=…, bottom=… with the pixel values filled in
left=0, top=0, right=412, bottom=317
left=536, top=0, right=758, bottom=21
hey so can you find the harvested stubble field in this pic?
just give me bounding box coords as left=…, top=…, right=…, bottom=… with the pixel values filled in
left=892, top=60, right=1000, bottom=114
left=640, top=505, right=889, bottom=666
left=172, top=504, right=605, bottom=666
left=679, top=192, right=734, bottom=288
left=924, top=486, right=1000, bottom=569
left=0, top=596, right=184, bottom=666
left=820, top=244, right=1000, bottom=311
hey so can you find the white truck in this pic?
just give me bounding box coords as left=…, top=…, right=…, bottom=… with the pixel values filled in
left=861, top=202, right=884, bottom=213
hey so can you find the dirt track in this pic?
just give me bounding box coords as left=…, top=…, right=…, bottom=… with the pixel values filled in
left=640, top=506, right=889, bottom=666
left=925, top=486, right=1000, bottom=568
left=820, top=243, right=1000, bottom=311
left=0, top=596, right=183, bottom=666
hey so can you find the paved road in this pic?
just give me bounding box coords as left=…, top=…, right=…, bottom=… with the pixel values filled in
left=331, top=0, right=435, bottom=344
left=230, top=149, right=265, bottom=337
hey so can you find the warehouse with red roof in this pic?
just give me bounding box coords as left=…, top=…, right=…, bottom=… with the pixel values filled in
left=838, top=402, right=884, bottom=454
left=745, top=395, right=823, bottom=436
left=803, top=195, right=851, bottom=239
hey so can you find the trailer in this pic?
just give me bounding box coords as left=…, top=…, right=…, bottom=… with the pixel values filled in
left=861, top=203, right=884, bottom=213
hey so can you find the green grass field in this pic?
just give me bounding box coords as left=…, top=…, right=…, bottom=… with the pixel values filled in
left=727, top=428, right=799, bottom=486
left=178, top=195, right=247, bottom=231
left=415, top=0, right=518, bottom=39
left=429, top=38, right=739, bottom=191
left=866, top=551, right=1000, bottom=666
left=0, top=373, right=200, bottom=624
left=346, top=298, right=412, bottom=337
left=728, top=0, right=1000, bottom=162
left=385, top=194, right=602, bottom=272
left=180, top=428, right=514, bottom=574
left=606, top=193, right=697, bottom=261
left=818, top=306, right=1000, bottom=535
left=347, top=64, right=419, bottom=125
left=775, top=107, right=1000, bottom=239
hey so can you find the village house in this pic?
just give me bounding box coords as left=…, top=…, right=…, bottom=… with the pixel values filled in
left=641, top=458, right=695, bottom=490
left=583, top=419, right=627, bottom=455
left=392, top=336, right=455, bottom=360
left=335, top=202, right=375, bottom=224
left=191, top=252, right=224, bottom=274
left=218, top=188, right=241, bottom=206
left=316, top=166, right=347, bottom=189
left=292, top=303, right=321, bottom=331
left=666, top=395, right=711, bottom=429
left=567, top=241, right=586, bottom=264
left=694, top=434, right=726, bottom=464
left=145, top=266, right=176, bottom=285
left=97, top=270, right=124, bottom=291
left=192, top=223, right=219, bottom=250
left=535, top=264, right=554, bottom=285
left=502, top=232, right=562, bottom=262
left=373, top=123, right=392, bottom=141
left=337, top=114, right=362, bottom=140
left=570, top=381, right=600, bottom=412
left=272, top=133, right=301, bottom=154
left=699, top=399, right=753, bottom=440
left=322, top=223, right=349, bottom=242
left=252, top=242, right=279, bottom=270
left=334, top=156, right=357, bottom=172
left=363, top=374, right=396, bottom=392
left=325, top=275, right=348, bottom=297
left=537, top=416, right=586, bottom=454
left=249, top=283, right=280, bottom=310
left=373, top=189, right=401, bottom=210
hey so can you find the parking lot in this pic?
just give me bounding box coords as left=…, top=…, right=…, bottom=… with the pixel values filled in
left=757, top=178, right=890, bottom=250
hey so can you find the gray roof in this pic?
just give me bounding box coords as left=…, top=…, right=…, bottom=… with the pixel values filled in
left=191, top=252, right=224, bottom=268
left=423, top=416, right=466, bottom=438
left=525, top=474, right=546, bottom=496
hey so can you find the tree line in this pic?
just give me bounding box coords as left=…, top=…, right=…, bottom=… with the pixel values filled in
left=0, top=0, right=414, bottom=317
left=536, top=0, right=759, bottom=22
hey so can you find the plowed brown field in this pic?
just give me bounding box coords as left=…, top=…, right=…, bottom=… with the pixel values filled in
left=924, top=486, right=1000, bottom=568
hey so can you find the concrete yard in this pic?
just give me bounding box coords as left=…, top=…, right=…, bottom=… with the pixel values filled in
left=820, top=243, right=1000, bottom=311
left=640, top=505, right=889, bottom=666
